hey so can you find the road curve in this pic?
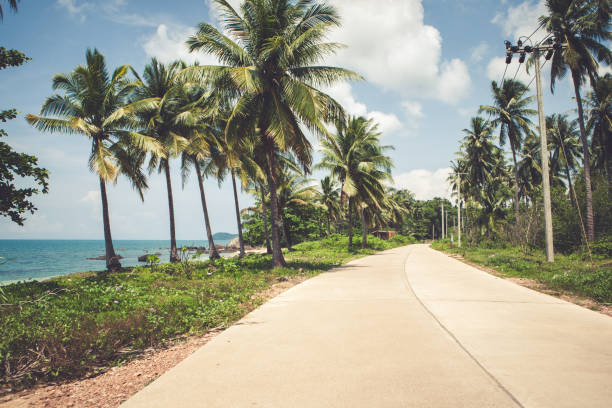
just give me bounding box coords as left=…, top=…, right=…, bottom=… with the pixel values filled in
left=121, top=244, right=612, bottom=408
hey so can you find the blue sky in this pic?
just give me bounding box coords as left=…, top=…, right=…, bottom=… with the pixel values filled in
left=0, top=0, right=590, bottom=239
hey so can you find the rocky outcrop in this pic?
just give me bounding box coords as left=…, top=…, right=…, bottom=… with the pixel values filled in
left=87, top=255, right=124, bottom=261
left=137, top=253, right=162, bottom=262
left=225, top=237, right=240, bottom=250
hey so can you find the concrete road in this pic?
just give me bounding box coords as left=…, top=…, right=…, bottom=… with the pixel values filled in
left=121, top=244, right=612, bottom=408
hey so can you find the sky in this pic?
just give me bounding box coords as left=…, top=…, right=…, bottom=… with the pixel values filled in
left=0, top=0, right=595, bottom=239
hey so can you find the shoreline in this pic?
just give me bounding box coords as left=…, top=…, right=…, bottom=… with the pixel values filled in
left=0, top=247, right=267, bottom=286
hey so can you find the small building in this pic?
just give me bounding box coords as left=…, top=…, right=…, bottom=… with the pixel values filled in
left=372, top=230, right=397, bottom=240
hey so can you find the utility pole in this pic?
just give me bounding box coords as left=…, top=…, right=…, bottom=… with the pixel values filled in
left=504, top=38, right=563, bottom=262
left=445, top=210, right=448, bottom=241
left=441, top=203, right=445, bottom=240
left=454, top=172, right=467, bottom=247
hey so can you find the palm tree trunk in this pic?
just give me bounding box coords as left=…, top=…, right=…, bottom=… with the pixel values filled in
left=264, top=145, right=287, bottom=268
left=327, top=212, right=331, bottom=236
left=347, top=197, right=354, bottom=250
left=564, top=161, right=576, bottom=208
left=99, top=177, right=121, bottom=272
left=230, top=169, right=245, bottom=258
left=360, top=207, right=367, bottom=249
left=194, top=160, right=220, bottom=260
left=163, top=159, right=179, bottom=263
left=281, top=215, right=293, bottom=251
left=511, top=143, right=520, bottom=217
left=260, top=184, right=272, bottom=254
left=572, top=70, right=595, bottom=241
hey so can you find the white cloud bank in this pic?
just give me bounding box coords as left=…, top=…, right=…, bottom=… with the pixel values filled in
left=393, top=168, right=452, bottom=200
left=486, top=1, right=555, bottom=87
left=328, top=0, right=470, bottom=104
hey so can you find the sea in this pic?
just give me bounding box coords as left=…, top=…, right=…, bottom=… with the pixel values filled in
left=0, top=239, right=233, bottom=285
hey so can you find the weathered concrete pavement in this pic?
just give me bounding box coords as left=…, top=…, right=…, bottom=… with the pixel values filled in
left=121, top=244, right=612, bottom=407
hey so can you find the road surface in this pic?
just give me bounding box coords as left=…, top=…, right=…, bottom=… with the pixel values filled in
left=121, top=244, right=612, bottom=407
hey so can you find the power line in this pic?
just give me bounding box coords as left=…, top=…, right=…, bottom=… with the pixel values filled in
left=512, top=62, right=522, bottom=80
left=499, top=63, right=509, bottom=84
left=524, top=21, right=545, bottom=43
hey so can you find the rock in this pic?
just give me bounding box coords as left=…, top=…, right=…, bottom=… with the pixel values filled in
left=214, top=244, right=225, bottom=250
left=138, top=253, right=161, bottom=262
left=226, top=237, right=240, bottom=250
left=277, top=276, right=288, bottom=282
left=87, top=255, right=123, bottom=261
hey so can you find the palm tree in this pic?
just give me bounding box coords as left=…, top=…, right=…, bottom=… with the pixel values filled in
left=460, top=117, right=500, bottom=197
left=179, top=87, right=222, bottom=260
left=184, top=0, right=360, bottom=267
left=540, top=0, right=612, bottom=241
left=548, top=114, right=582, bottom=205
left=586, top=73, right=612, bottom=187
left=517, top=133, right=542, bottom=204
left=0, top=0, right=18, bottom=19
left=111, top=58, right=191, bottom=262
left=317, top=116, right=392, bottom=250
left=27, top=49, right=161, bottom=272
left=319, top=176, right=340, bottom=235
left=276, top=169, right=322, bottom=250
left=479, top=79, right=536, bottom=215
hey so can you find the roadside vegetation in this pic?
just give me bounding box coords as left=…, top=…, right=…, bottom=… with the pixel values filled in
left=432, top=240, right=612, bottom=304
left=0, top=234, right=415, bottom=390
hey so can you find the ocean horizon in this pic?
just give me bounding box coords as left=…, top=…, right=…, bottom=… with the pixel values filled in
left=0, top=239, right=234, bottom=284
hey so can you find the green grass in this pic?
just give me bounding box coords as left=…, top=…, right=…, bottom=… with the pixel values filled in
left=0, top=234, right=415, bottom=389
left=431, top=240, right=612, bottom=304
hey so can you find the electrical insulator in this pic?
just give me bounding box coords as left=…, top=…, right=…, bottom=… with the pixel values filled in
left=517, top=40, right=523, bottom=47
left=506, top=54, right=512, bottom=64
left=519, top=52, right=526, bottom=63
left=525, top=45, right=533, bottom=53
left=545, top=50, right=554, bottom=60
left=504, top=40, right=511, bottom=50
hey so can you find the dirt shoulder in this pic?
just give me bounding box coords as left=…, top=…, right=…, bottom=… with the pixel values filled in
left=0, top=276, right=307, bottom=408
left=442, top=252, right=612, bottom=318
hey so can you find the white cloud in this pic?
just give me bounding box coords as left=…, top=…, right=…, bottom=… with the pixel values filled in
left=401, top=101, right=424, bottom=119
left=368, top=111, right=403, bottom=134
left=143, top=24, right=220, bottom=65
left=470, top=42, right=489, bottom=63
left=393, top=168, right=452, bottom=200
left=487, top=1, right=552, bottom=89
left=57, top=0, right=91, bottom=14
left=492, top=0, right=548, bottom=44
left=324, top=82, right=403, bottom=135
left=327, top=0, right=471, bottom=104
left=80, top=190, right=100, bottom=204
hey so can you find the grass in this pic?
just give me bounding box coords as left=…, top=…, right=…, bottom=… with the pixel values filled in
left=0, top=234, right=415, bottom=390
left=431, top=240, right=612, bottom=304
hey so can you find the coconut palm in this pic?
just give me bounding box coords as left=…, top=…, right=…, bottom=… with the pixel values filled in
left=517, top=133, right=542, bottom=204
left=318, top=176, right=340, bottom=235
left=184, top=0, right=361, bottom=267
left=479, top=79, right=536, bottom=214
left=0, top=0, right=18, bottom=19
left=547, top=114, right=582, bottom=205
left=26, top=49, right=161, bottom=272
left=109, top=58, right=192, bottom=262
left=317, top=116, right=392, bottom=250
left=276, top=169, right=322, bottom=250
left=179, top=86, right=222, bottom=260
left=585, top=73, right=612, bottom=186
left=459, top=117, right=500, bottom=197
left=540, top=0, right=612, bottom=241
